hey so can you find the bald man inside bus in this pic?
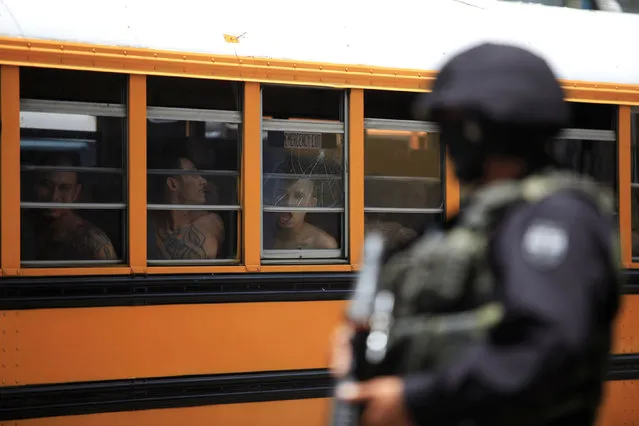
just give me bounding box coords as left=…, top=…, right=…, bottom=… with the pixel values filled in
left=272, top=178, right=338, bottom=250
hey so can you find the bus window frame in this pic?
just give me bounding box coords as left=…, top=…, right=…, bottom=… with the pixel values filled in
left=1, top=66, right=135, bottom=276
left=259, top=86, right=350, bottom=265
left=0, top=65, right=19, bottom=275
left=1, top=71, right=361, bottom=276
left=623, top=105, right=635, bottom=267
left=18, top=98, right=128, bottom=268
left=145, top=105, right=243, bottom=266
left=363, top=118, right=445, bottom=219
left=3, top=67, right=629, bottom=276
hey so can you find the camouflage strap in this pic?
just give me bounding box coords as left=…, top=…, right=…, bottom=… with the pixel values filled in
left=391, top=302, right=505, bottom=339
left=463, top=169, right=614, bottom=230
left=521, top=170, right=615, bottom=214
left=390, top=302, right=505, bottom=373
left=463, top=168, right=620, bottom=284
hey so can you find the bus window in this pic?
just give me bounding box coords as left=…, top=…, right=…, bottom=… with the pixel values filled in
left=363, top=90, right=443, bottom=251
left=549, top=102, right=618, bottom=201
left=19, top=67, right=127, bottom=267
left=261, top=86, right=346, bottom=262
left=146, top=77, right=242, bottom=264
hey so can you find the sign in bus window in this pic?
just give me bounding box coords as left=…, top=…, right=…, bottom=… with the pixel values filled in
left=261, top=86, right=346, bottom=262
left=146, top=77, right=242, bottom=265
left=19, top=67, right=127, bottom=268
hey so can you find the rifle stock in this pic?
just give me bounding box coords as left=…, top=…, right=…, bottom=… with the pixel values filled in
left=329, top=232, right=385, bottom=426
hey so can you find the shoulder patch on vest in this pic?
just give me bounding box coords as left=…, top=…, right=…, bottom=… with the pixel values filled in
left=521, top=220, right=569, bottom=269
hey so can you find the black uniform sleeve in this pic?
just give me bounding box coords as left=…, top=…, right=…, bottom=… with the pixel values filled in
left=402, top=192, right=613, bottom=426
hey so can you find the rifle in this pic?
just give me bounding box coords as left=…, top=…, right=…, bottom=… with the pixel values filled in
left=329, top=232, right=394, bottom=426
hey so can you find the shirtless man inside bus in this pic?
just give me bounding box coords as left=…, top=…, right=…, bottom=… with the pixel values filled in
left=273, top=178, right=338, bottom=250
left=147, top=143, right=225, bottom=260
left=28, top=152, right=117, bottom=261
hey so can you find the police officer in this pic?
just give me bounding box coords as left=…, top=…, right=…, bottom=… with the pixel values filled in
left=330, top=42, right=621, bottom=426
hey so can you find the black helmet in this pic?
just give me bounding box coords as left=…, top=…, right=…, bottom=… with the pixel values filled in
left=414, top=42, right=569, bottom=183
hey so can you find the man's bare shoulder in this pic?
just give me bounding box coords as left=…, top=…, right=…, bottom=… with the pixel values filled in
left=72, top=219, right=117, bottom=260
left=303, top=222, right=338, bottom=249
left=193, top=212, right=225, bottom=241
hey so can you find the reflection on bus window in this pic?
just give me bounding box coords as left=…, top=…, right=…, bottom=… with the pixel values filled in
left=550, top=137, right=617, bottom=189
left=146, top=76, right=242, bottom=264
left=261, top=86, right=346, bottom=261
left=547, top=103, right=620, bottom=252
left=549, top=102, right=618, bottom=196
left=363, top=90, right=443, bottom=252
left=19, top=67, right=127, bottom=267
left=364, top=129, right=442, bottom=250
left=539, top=102, right=619, bottom=213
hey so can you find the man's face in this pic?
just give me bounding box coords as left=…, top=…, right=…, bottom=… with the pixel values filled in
left=277, top=179, right=316, bottom=229
left=167, top=158, right=207, bottom=204
left=34, top=170, right=81, bottom=219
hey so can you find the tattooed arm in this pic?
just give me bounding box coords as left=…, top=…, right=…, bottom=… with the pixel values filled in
left=86, top=225, right=117, bottom=260
left=66, top=220, right=117, bottom=260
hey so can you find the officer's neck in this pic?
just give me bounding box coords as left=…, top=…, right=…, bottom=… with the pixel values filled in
left=481, top=157, right=529, bottom=183
left=449, top=157, right=550, bottom=228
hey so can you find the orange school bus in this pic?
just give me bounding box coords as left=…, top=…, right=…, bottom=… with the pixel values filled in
left=1, top=1, right=639, bottom=425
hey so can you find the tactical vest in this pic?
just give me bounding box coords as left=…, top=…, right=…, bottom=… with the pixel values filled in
left=376, top=168, right=622, bottom=426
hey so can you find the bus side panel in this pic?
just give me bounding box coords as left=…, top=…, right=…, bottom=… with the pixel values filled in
left=0, top=301, right=345, bottom=386
left=597, top=380, right=639, bottom=426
